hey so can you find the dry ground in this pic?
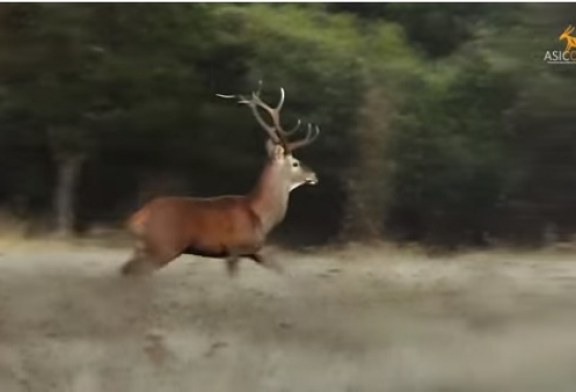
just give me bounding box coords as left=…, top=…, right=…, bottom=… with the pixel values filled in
left=1, top=243, right=576, bottom=392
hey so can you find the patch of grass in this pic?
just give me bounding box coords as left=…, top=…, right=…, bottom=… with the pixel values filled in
left=0, top=213, right=131, bottom=252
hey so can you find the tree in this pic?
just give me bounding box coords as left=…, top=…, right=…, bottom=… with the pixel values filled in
left=0, top=4, right=214, bottom=235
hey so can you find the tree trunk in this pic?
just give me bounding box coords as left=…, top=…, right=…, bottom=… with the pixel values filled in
left=53, top=154, right=85, bottom=237
left=339, top=88, right=392, bottom=242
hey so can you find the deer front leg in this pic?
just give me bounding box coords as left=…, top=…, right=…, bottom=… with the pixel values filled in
left=247, top=253, right=283, bottom=274
left=225, top=256, right=240, bottom=278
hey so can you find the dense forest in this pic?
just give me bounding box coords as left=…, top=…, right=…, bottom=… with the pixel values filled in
left=0, top=3, right=575, bottom=248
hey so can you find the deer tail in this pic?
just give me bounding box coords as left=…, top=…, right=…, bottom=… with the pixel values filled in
left=127, top=207, right=151, bottom=237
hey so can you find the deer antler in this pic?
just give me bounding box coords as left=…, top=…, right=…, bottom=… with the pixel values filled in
left=288, top=123, right=320, bottom=151
left=217, top=82, right=319, bottom=153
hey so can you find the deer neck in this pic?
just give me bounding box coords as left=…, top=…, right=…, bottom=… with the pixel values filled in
left=248, top=160, right=291, bottom=234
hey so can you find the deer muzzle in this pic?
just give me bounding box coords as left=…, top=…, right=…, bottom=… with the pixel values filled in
left=306, top=173, right=318, bottom=185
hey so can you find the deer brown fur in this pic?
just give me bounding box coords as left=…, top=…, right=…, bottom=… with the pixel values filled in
left=121, top=86, right=319, bottom=276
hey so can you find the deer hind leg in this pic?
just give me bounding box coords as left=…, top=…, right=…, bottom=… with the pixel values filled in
left=121, top=256, right=156, bottom=276
left=247, top=253, right=283, bottom=274
left=121, top=240, right=156, bottom=276
left=121, top=240, right=180, bottom=276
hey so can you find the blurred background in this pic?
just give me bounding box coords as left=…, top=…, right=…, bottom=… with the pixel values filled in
left=0, top=3, right=574, bottom=249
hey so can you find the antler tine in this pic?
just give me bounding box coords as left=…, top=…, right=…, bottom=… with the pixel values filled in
left=217, top=90, right=281, bottom=144
left=249, top=87, right=286, bottom=126
left=245, top=87, right=291, bottom=149
left=256, top=79, right=263, bottom=96
left=282, top=118, right=302, bottom=136
left=288, top=123, right=320, bottom=151
left=216, top=93, right=240, bottom=100
left=276, top=87, right=285, bottom=111
left=246, top=103, right=282, bottom=144
left=216, top=93, right=251, bottom=105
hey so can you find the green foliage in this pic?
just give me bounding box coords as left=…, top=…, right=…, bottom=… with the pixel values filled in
left=388, top=55, right=519, bottom=244
left=0, top=3, right=573, bottom=246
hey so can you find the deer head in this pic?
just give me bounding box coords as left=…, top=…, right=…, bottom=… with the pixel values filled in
left=560, top=25, right=575, bottom=41
left=217, top=84, right=319, bottom=190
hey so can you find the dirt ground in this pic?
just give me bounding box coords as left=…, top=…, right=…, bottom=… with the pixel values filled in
left=1, top=244, right=576, bottom=392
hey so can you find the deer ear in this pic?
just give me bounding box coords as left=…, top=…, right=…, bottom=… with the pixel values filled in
left=265, top=140, right=286, bottom=160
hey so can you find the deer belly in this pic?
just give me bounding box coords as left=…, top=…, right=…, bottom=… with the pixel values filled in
left=181, top=236, right=263, bottom=258
left=180, top=234, right=242, bottom=258
left=181, top=241, right=263, bottom=258
left=181, top=245, right=229, bottom=258
left=179, top=210, right=263, bottom=258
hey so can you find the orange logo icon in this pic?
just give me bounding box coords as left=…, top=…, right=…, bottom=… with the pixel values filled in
left=559, top=25, right=576, bottom=53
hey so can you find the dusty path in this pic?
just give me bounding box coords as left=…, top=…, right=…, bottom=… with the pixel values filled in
left=1, top=245, right=576, bottom=392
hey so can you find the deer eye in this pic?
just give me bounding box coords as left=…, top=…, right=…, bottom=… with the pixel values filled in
left=292, top=161, right=300, bottom=168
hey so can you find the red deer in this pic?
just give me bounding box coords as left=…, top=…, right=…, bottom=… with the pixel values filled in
left=121, top=85, right=320, bottom=276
